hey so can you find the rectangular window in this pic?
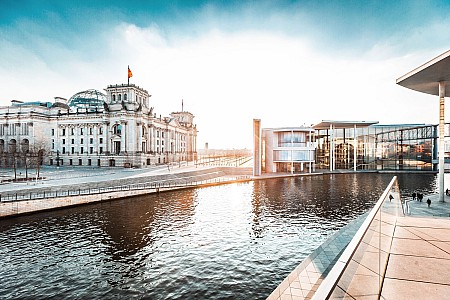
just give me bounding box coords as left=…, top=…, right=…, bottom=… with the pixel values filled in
left=157, top=131, right=159, bottom=138
left=99, top=138, right=103, bottom=144
left=80, top=138, right=84, bottom=144
left=80, top=128, right=84, bottom=135
left=90, top=147, right=93, bottom=154
left=90, top=138, right=93, bottom=144
left=88, top=159, right=92, bottom=166
left=71, top=147, right=75, bottom=154
left=81, top=147, right=84, bottom=154
left=99, top=147, right=103, bottom=154
left=71, top=139, right=74, bottom=144
left=62, top=128, right=66, bottom=136
left=52, top=129, right=55, bottom=136
left=99, top=127, right=103, bottom=134
left=69, top=159, right=73, bottom=166
left=71, top=128, right=74, bottom=135
left=62, top=139, right=66, bottom=145
left=157, top=140, right=159, bottom=145
left=79, top=159, right=82, bottom=166
left=62, top=147, right=66, bottom=154
left=89, top=128, right=93, bottom=135
left=162, top=132, right=165, bottom=138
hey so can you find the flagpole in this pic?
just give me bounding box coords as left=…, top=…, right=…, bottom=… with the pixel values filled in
left=128, top=65, right=130, bottom=85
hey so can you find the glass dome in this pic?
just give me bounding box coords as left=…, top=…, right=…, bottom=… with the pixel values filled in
left=68, top=89, right=106, bottom=109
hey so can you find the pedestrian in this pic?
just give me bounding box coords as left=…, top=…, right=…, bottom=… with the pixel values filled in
left=412, top=192, right=416, bottom=201
left=418, top=193, right=423, bottom=202
left=427, top=198, right=431, bottom=207
left=389, top=194, right=394, bottom=202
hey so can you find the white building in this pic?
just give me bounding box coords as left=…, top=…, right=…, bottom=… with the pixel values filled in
left=0, top=83, right=197, bottom=168
left=259, top=126, right=315, bottom=174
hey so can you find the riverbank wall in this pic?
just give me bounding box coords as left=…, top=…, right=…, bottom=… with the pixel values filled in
left=0, top=167, right=253, bottom=218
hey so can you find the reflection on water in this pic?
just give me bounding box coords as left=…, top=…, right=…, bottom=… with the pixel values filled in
left=0, top=173, right=438, bottom=299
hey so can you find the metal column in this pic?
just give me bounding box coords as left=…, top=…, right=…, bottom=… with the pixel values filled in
left=439, top=82, right=445, bottom=202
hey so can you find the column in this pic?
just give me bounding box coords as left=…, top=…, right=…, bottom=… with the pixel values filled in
left=329, top=124, right=333, bottom=171
left=354, top=124, right=357, bottom=171
left=253, top=119, right=261, bottom=176
left=439, top=82, right=445, bottom=202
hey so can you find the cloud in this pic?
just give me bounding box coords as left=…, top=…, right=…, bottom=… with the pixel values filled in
left=1, top=1, right=450, bottom=148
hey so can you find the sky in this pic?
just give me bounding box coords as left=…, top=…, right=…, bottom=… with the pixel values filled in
left=1, top=0, right=450, bottom=149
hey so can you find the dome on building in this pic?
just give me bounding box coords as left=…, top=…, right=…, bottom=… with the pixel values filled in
left=68, top=89, right=106, bottom=110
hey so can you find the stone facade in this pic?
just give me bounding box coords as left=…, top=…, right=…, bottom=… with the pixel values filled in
left=0, top=83, right=197, bottom=168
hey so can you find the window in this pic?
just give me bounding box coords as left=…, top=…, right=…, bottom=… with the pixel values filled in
left=71, top=128, right=74, bottom=135
left=113, top=124, right=122, bottom=135
left=80, top=147, right=84, bottom=154
left=113, top=94, right=116, bottom=102
left=70, top=159, right=73, bottom=165
left=124, top=93, right=127, bottom=101
left=157, top=140, right=159, bottom=145
left=62, top=128, right=66, bottom=136
left=162, top=141, right=164, bottom=146
left=90, top=138, right=93, bottom=144
left=80, top=138, right=84, bottom=144
left=119, top=94, right=122, bottom=101
left=62, top=139, right=65, bottom=145
left=62, top=147, right=66, bottom=154
left=71, top=139, right=74, bottom=144
left=71, top=147, right=75, bottom=154
left=79, top=159, right=82, bottom=166
left=52, top=140, right=55, bottom=149
left=99, top=147, right=103, bottom=154
left=89, top=128, right=93, bottom=135
left=99, top=138, right=103, bottom=144
left=99, top=127, right=103, bottom=134
left=162, top=132, right=165, bottom=138
left=52, top=129, right=55, bottom=136
left=80, top=128, right=84, bottom=135
left=90, top=147, right=93, bottom=154
left=157, top=131, right=159, bottom=138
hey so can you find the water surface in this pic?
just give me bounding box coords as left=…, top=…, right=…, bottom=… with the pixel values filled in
left=0, top=173, right=438, bottom=299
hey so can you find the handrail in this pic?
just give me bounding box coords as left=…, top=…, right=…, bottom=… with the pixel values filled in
left=312, top=176, right=400, bottom=299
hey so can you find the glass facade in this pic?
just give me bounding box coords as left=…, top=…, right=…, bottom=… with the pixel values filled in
left=314, top=124, right=439, bottom=171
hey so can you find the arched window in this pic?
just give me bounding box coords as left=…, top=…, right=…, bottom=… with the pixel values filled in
left=9, top=139, right=17, bottom=153
left=142, top=125, right=146, bottom=137
left=112, top=94, right=116, bottom=102
left=118, top=94, right=122, bottom=101
left=124, top=93, right=127, bottom=101
left=113, top=124, right=122, bottom=135
left=21, top=139, right=29, bottom=153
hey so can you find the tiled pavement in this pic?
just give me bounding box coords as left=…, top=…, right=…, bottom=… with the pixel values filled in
left=268, top=193, right=450, bottom=300
left=266, top=213, right=368, bottom=300
left=381, top=201, right=450, bottom=300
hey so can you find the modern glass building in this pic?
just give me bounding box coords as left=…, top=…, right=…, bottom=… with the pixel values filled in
left=256, top=120, right=446, bottom=174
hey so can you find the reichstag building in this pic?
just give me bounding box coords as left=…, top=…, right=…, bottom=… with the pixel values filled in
left=0, top=83, right=197, bottom=168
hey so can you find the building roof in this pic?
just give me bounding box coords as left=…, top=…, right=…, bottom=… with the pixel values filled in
left=396, top=49, right=450, bottom=96
left=313, top=120, right=379, bottom=129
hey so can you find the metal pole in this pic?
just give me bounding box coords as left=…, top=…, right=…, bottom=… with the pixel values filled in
left=439, top=82, right=445, bottom=202
left=354, top=124, right=357, bottom=171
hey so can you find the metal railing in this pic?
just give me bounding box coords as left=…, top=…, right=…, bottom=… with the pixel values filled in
left=312, top=176, right=402, bottom=299
left=0, top=174, right=251, bottom=202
